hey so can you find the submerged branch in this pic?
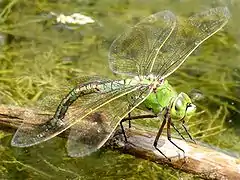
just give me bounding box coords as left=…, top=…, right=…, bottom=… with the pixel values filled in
left=0, top=105, right=239, bottom=180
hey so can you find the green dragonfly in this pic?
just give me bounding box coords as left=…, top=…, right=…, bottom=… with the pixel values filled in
left=11, top=7, right=230, bottom=159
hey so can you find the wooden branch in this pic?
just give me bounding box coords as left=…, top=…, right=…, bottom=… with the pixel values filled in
left=0, top=105, right=239, bottom=180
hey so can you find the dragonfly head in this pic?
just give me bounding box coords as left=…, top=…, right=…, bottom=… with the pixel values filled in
left=171, top=92, right=196, bottom=121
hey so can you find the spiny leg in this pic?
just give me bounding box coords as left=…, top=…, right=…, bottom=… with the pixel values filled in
left=182, top=123, right=196, bottom=144
left=120, top=114, right=157, bottom=143
left=171, top=122, right=187, bottom=141
left=126, top=111, right=157, bottom=128
left=153, top=108, right=170, bottom=161
left=128, top=112, right=131, bottom=128
left=122, top=114, right=157, bottom=121
left=121, top=113, right=190, bottom=145
left=121, top=108, right=175, bottom=161
left=178, top=105, right=196, bottom=144
left=120, top=112, right=190, bottom=159
left=167, top=117, right=185, bottom=157
left=120, top=118, right=128, bottom=142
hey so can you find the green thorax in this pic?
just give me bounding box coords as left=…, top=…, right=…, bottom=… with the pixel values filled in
left=140, top=80, right=177, bottom=115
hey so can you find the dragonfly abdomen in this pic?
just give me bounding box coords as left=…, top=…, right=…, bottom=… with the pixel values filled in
left=53, top=82, right=104, bottom=123
left=52, top=79, right=135, bottom=125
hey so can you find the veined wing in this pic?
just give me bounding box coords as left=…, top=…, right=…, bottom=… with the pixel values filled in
left=153, top=7, right=230, bottom=79
left=67, top=86, right=152, bottom=157
left=108, top=7, right=230, bottom=78
left=11, top=78, right=147, bottom=147
left=108, top=10, right=176, bottom=77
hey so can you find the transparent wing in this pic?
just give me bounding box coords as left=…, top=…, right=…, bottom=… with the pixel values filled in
left=11, top=78, right=145, bottom=147
left=67, top=86, right=152, bottom=157
left=108, top=7, right=230, bottom=78
left=154, top=7, right=230, bottom=79
left=108, top=10, right=176, bottom=76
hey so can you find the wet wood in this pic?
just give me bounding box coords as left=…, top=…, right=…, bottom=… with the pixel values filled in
left=0, top=105, right=239, bottom=180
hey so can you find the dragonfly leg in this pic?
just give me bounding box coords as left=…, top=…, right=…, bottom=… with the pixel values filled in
left=128, top=112, right=131, bottom=128
left=171, top=122, right=187, bottom=142
left=122, top=114, right=157, bottom=121
left=120, top=114, right=158, bottom=143
left=167, top=117, right=185, bottom=158
left=153, top=108, right=170, bottom=161
left=120, top=119, right=128, bottom=142
left=182, top=123, right=196, bottom=144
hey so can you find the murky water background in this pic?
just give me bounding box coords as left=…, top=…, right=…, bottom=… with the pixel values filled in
left=0, top=0, right=240, bottom=179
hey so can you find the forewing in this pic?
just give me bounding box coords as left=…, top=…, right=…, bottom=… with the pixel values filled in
left=153, top=7, right=230, bottom=79
left=67, top=86, right=152, bottom=157
left=108, top=10, right=176, bottom=76
left=11, top=79, right=142, bottom=147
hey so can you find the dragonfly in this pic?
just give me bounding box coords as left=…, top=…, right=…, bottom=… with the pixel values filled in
left=11, top=7, right=230, bottom=159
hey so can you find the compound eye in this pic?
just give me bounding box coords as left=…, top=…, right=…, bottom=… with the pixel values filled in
left=175, top=98, right=183, bottom=111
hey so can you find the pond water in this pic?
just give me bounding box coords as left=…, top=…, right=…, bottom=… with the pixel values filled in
left=0, top=0, right=240, bottom=179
